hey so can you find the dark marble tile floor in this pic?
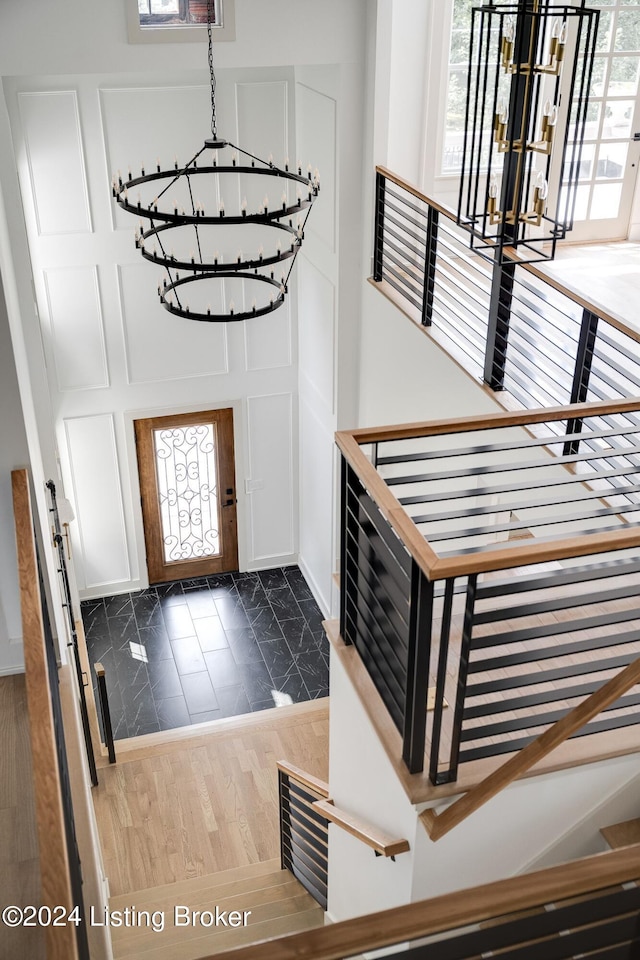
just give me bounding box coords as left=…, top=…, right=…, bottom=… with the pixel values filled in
left=82, top=566, right=329, bottom=740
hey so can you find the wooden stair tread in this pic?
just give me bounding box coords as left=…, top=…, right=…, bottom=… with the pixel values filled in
left=600, top=817, right=640, bottom=850
left=111, top=890, right=323, bottom=959
left=109, top=859, right=282, bottom=909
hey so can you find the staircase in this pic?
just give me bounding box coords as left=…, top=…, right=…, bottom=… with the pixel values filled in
left=601, top=818, right=640, bottom=851
left=108, top=858, right=324, bottom=960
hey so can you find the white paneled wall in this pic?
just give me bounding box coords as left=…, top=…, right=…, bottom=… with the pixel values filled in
left=64, top=414, right=131, bottom=591
left=43, top=266, right=109, bottom=391
left=246, top=392, right=295, bottom=561
left=7, top=69, right=308, bottom=597
left=295, top=70, right=340, bottom=615
left=18, top=90, right=92, bottom=236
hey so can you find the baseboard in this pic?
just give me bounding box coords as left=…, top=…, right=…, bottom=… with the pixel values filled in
left=298, top=556, right=330, bottom=617
left=0, top=663, right=25, bottom=676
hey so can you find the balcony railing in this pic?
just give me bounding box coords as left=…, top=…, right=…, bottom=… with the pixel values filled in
left=201, top=840, right=640, bottom=960
left=337, top=399, right=640, bottom=784
left=372, top=165, right=640, bottom=428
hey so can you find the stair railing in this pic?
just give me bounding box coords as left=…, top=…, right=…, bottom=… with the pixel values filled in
left=277, top=761, right=410, bottom=908
left=278, top=761, right=330, bottom=909
left=46, top=480, right=97, bottom=786
left=198, top=840, right=640, bottom=960
left=421, top=655, right=640, bottom=841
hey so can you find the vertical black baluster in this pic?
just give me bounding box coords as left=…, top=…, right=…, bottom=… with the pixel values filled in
left=422, top=206, right=439, bottom=327
left=373, top=171, right=386, bottom=282
left=564, top=308, right=599, bottom=456
left=339, top=455, right=349, bottom=642
left=446, top=574, right=477, bottom=783
left=95, top=663, right=116, bottom=764
left=403, top=563, right=434, bottom=774
left=429, top=577, right=455, bottom=786
left=485, top=260, right=514, bottom=390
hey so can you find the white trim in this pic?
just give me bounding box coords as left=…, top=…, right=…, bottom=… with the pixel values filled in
left=125, top=0, right=236, bottom=44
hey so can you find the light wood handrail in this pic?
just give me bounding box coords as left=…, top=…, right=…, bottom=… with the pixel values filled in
left=340, top=395, right=640, bottom=444
left=374, top=164, right=635, bottom=345
left=276, top=760, right=330, bottom=798
left=12, top=469, right=79, bottom=960
left=198, top=841, right=640, bottom=960
left=336, top=395, right=640, bottom=579
left=313, top=799, right=410, bottom=858
left=421, top=656, right=640, bottom=842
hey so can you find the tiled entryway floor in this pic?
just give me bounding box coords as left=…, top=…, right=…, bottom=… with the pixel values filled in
left=81, top=567, right=329, bottom=739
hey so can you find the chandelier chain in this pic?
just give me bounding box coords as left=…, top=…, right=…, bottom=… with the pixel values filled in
left=207, top=0, right=217, bottom=139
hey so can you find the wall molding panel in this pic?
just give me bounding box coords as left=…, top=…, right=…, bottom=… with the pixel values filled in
left=43, top=265, right=109, bottom=391
left=295, top=83, right=337, bottom=253
left=64, top=414, right=131, bottom=590
left=18, top=90, right=92, bottom=236
left=246, top=392, right=295, bottom=562
left=117, top=263, right=229, bottom=384
left=99, top=84, right=210, bottom=232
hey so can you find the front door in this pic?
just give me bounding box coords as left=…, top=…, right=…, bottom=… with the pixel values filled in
left=134, top=408, right=238, bottom=583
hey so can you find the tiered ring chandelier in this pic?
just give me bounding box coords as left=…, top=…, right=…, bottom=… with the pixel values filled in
left=112, top=0, right=319, bottom=322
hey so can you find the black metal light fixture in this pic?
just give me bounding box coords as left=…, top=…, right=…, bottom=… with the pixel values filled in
left=112, top=0, right=319, bottom=322
left=457, top=0, right=599, bottom=264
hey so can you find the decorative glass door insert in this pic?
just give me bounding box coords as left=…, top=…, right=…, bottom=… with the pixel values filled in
left=135, top=408, right=238, bottom=583
left=154, top=423, right=220, bottom=562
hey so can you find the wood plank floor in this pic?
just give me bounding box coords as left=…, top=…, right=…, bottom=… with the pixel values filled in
left=0, top=674, right=44, bottom=960
left=92, top=699, right=329, bottom=897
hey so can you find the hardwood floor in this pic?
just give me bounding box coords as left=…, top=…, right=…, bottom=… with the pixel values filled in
left=92, top=699, right=329, bottom=897
left=0, top=674, right=44, bottom=960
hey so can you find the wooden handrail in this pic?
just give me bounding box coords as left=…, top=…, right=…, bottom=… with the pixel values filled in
left=336, top=397, right=640, bottom=580
left=276, top=760, right=330, bottom=798
left=313, top=799, right=410, bottom=858
left=12, top=469, right=79, bottom=960
left=197, top=841, right=640, bottom=960
left=340, top=395, right=640, bottom=445
left=421, top=656, right=640, bottom=842
left=374, top=164, right=635, bottom=345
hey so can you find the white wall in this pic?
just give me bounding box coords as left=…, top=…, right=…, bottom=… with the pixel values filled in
left=328, top=641, right=640, bottom=921
left=0, top=0, right=369, bottom=601
left=0, top=276, right=30, bottom=674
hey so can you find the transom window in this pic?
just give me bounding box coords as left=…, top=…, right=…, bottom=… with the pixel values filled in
left=137, top=0, right=221, bottom=27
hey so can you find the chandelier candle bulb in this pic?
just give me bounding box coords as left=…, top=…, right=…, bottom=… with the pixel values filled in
left=297, top=160, right=302, bottom=175
left=263, top=195, right=269, bottom=214
left=141, top=163, right=145, bottom=176
left=156, top=157, right=161, bottom=173
left=284, top=157, right=289, bottom=171
left=258, top=245, right=263, bottom=261
left=241, top=197, right=247, bottom=217
left=232, top=150, right=238, bottom=166
left=229, top=300, right=235, bottom=316
left=251, top=298, right=256, bottom=313
left=219, top=199, right=225, bottom=217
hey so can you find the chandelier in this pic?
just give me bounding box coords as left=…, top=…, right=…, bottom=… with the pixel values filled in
left=112, top=0, right=319, bottom=322
left=457, top=0, right=599, bottom=264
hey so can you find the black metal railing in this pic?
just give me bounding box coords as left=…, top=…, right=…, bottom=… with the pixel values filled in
left=372, top=165, right=640, bottom=426
left=338, top=399, right=640, bottom=783
left=340, top=458, right=432, bottom=774
left=278, top=763, right=329, bottom=910
left=37, top=526, right=91, bottom=959
left=46, top=480, right=98, bottom=787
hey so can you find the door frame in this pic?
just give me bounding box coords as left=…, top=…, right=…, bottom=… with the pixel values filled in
left=134, top=407, right=239, bottom=584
